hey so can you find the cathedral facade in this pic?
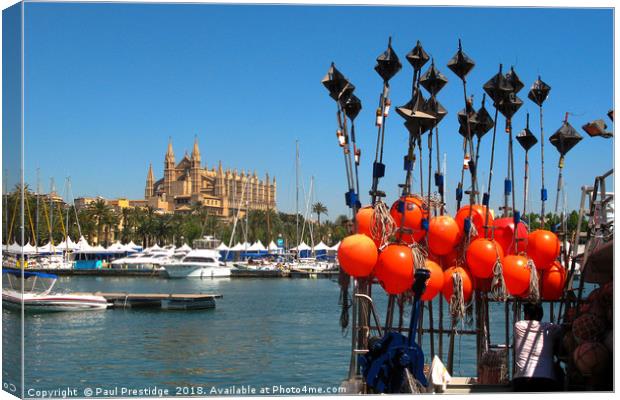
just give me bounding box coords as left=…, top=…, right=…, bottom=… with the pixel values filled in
left=144, top=138, right=276, bottom=217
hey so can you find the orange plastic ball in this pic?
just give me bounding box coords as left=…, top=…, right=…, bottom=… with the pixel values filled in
left=466, top=238, right=504, bottom=279
left=374, top=244, right=415, bottom=295
left=501, top=255, right=531, bottom=297
left=390, top=196, right=428, bottom=243
left=418, top=260, right=444, bottom=301
left=337, top=234, right=378, bottom=277
left=442, top=266, right=473, bottom=303
left=541, top=261, right=566, bottom=300
left=428, top=216, right=462, bottom=256
left=355, top=206, right=374, bottom=237
left=493, top=217, right=528, bottom=255
left=455, top=204, right=493, bottom=240
left=527, top=230, right=560, bottom=270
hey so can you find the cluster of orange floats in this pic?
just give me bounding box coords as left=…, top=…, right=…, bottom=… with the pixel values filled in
left=337, top=195, right=566, bottom=303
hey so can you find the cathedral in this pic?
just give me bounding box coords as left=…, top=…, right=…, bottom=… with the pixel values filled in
left=144, top=138, right=276, bottom=217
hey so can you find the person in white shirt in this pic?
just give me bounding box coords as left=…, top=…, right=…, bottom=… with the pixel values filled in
left=512, top=302, right=563, bottom=392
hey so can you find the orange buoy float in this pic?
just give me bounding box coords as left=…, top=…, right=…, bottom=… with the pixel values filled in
left=337, top=234, right=378, bottom=278
left=442, top=266, right=473, bottom=303
left=465, top=238, right=504, bottom=279
left=455, top=204, right=493, bottom=240
left=355, top=206, right=374, bottom=237
left=428, top=215, right=462, bottom=256
left=389, top=196, right=427, bottom=243
left=527, top=229, right=560, bottom=270
left=374, top=244, right=415, bottom=295
left=573, top=342, right=610, bottom=375
left=540, top=261, right=566, bottom=300
left=493, top=217, right=528, bottom=255
left=501, top=255, right=531, bottom=297
left=418, top=259, right=444, bottom=301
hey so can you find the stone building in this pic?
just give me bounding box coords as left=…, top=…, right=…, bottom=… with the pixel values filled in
left=144, top=138, right=276, bottom=216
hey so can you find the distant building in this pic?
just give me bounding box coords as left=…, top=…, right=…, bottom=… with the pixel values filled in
left=144, top=138, right=276, bottom=217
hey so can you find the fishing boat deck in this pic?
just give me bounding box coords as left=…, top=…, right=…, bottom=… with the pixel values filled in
left=73, top=292, right=223, bottom=310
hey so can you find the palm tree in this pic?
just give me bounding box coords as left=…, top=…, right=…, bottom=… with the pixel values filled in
left=88, top=199, right=113, bottom=245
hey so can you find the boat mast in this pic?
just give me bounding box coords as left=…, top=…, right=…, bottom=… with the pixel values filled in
left=49, top=177, right=55, bottom=245
left=35, top=168, right=40, bottom=249
left=3, top=169, right=7, bottom=245
left=295, top=140, right=300, bottom=258
left=64, top=177, right=71, bottom=261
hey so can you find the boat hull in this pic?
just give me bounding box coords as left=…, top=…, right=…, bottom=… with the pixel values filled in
left=162, top=265, right=233, bottom=279
left=2, top=292, right=109, bottom=312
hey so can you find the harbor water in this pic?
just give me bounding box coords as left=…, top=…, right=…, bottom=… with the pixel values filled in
left=3, top=276, right=560, bottom=396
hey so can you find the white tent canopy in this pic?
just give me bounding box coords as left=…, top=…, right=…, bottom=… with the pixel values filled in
left=22, top=243, right=37, bottom=254
left=313, top=241, right=330, bottom=251
left=215, top=242, right=230, bottom=251
left=37, top=242, right=62, bottom=254
left=57, top=236, right=79, bottom=251
left=328, top=241, right=341, bottom=251
left=247, top=240, right=266, bottom=251
left=76, top=236, right=93, bottom=252
left=127, top=240, right=142, bottom=250
left=178, top=243, right=192, bottom=252
left=291, top=241, right=311, bottom=251
left=268, top=241, right=279, bottom=251
left=230, top=242, right=245, bottom=251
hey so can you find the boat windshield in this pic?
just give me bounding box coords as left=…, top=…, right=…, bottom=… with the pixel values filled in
left=2, top=270, right=57, bottom=295
left=182, top=256, right=216, bottom=263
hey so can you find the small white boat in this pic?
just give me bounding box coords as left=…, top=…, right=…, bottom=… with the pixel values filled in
left=161, top=249, right=235, bottom=278
left=2, top=270, right=108, bottom=312
left=110, top=249, right=173, bottom=270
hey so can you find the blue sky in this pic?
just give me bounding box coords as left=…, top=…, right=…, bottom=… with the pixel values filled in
left=14, top=3, right=614, bottom=219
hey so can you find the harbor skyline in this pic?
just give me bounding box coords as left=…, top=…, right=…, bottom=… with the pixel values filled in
left=8, top=3, right=614, bottom=220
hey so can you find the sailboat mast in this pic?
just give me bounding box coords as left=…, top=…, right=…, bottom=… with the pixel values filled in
left=49, top=177, right=54, bottom=244
left=3, top=169, right=7, bottom=244
left=295, top=140, right=300, bottom=253
left=64, top=177, right=70, bottom=255
left=35, top=168, right=40, bottom=249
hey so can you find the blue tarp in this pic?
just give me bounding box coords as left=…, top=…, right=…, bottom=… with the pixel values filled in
left=2, top=269, right=58, bottom=279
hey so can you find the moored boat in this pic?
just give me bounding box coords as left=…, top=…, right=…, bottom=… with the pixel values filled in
left=161, top=249, right=235, bottom=278
left=2, top=270, right=108, bottom=312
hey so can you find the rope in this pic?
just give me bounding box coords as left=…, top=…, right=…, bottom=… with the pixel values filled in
left=338, top=269, right=351, bottom=334
left=490, top=256, right=508, bottom=301
left=370, top=200, right=395, bottom=249
left=526, top=259, right=540, bottom=303
left=449, top=272, right=466, bottom=320
left=409, top=241, right=427, bottom=272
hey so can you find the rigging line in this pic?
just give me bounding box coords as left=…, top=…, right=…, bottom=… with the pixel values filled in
left=483, top=105, right=501, bottom=238
left=539, top=104, right=547, bottom=226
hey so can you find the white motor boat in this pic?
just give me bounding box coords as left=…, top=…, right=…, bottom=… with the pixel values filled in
left=2, top=270, right=108, bottom=312
left=110, top=249, right=173, bottom=271
left=161, top=249, right=235, bottom=278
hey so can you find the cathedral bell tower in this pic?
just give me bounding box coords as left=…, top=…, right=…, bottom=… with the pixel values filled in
left=190, top=136, right=202, bottom=196
left=164, top=137, right=175, bottom=199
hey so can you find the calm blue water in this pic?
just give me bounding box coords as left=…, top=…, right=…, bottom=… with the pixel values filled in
left=3, top=276, right=575, bottom=397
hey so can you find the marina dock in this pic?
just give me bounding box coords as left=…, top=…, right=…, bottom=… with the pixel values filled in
left=77, top=292, right=223, bottom=310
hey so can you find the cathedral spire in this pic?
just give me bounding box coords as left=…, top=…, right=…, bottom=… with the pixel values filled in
left=147, top=163, right=154, bottom=182
left=165, top=137, right=175, bottom=164
left=191, top=135, right=201, bottom=163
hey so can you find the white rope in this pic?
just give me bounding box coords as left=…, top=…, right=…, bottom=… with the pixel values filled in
left=370, top=200, right=395, bottom=249
left=409, top=241, right=427, bottom=273
left=526, top=259, right=540, bottom=303
left=490, top=256, right=508, bottom=301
